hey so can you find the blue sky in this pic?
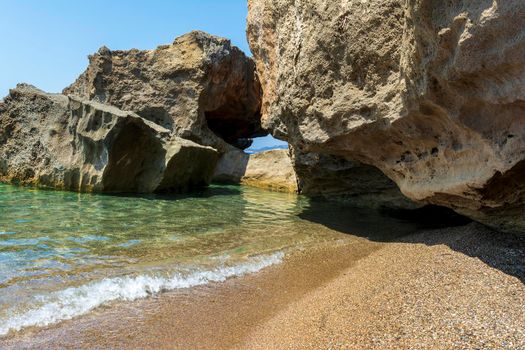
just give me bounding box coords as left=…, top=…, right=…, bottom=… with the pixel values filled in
left=0, top=0, right=286, bottom=149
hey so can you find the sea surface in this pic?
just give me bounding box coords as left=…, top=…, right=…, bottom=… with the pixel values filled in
left=0, top=183, right=357, bottom=336
left=0, top=182, right=432, bottom=338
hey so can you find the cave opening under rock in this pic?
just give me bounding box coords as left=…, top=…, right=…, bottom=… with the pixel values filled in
left=294, top=151, right=472, bottom=236
left=204, top=104, right=267, bottom=150
left=102, top=122, right=165, bottom=192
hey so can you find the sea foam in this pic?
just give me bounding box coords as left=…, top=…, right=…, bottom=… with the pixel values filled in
left=0, top=252, right=284, bottom=336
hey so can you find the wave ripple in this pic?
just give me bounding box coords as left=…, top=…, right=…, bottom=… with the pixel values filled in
left=0, top=252, right=283, bottom=337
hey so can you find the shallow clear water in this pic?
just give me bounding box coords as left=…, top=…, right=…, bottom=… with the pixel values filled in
left=0, top=183, right=355, bottom=335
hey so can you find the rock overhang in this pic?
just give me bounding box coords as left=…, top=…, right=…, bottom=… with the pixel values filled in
left=247, top=0, right=525, bottom=233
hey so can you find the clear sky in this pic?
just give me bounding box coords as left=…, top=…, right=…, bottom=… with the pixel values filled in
left=0, top=0, right=286, bottom=149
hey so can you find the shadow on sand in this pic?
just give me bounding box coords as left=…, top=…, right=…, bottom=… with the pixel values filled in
left=300, top=199, right=525, bottom=284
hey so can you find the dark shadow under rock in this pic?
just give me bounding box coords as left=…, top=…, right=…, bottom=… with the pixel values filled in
left=102, top=121, right=166, bottom=193
left=300, top=198, right=525, bottom=284
left=293, top=149, right=420, bottom=210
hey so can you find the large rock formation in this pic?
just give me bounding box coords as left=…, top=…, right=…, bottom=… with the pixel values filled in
left=213, top=149, right=298, bottom=192
left=0, top=84, right=218, bottom=192
left=64, top=30, right=264, bottom=152
left=0, top=31, right=268, bottom=194
left=247, top=0, right=525, bottom=233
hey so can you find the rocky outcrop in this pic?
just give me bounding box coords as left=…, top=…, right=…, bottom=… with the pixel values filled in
left=0, top=31, right=267, bottom=194
left=213, top=149, right=298, bottom=192
left=0, top=84, right=218, bottom=192
left=247, top=0, right=525, bottom=233
left=64, top=30, right=264, bottom=152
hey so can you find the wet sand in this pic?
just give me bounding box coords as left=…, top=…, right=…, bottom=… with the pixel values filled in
left=2, top=223, right=525, bottom=349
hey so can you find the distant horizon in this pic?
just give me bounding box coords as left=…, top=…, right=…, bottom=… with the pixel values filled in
left=245, top=142, right=288, bottom=153
left=0, top=0, right=286, bottom=149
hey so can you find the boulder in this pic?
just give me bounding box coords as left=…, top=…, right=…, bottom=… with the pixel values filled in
left=247, top=0, right=525, bottom=233
left=213, top=149, right=298, bottom=192
left=64, top=30, right=264, bottom=152
left=0, top=84, right=218, bottom=192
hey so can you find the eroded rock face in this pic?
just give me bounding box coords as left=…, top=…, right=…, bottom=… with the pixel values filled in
left=0, top=84, right=218, bottom=192
left=213, top=149, right=298, bottom=192
left=247, top=0, right=525, bottom=232
left=64, top=30, right=264, bottom=152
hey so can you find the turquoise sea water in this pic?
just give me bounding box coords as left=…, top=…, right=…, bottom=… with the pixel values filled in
left=0, top=183, right=355, bottom=336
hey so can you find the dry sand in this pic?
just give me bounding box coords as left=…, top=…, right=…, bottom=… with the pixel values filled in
left=239, top=223, right=525, bottom=350
left=2, top=223, right=524, bottom=349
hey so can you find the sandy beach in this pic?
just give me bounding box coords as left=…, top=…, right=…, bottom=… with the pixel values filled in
left=1, top=222, right=524, bottom=349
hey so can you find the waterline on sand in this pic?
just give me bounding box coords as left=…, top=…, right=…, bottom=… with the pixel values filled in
left=0, top=252, right=284, bottom=337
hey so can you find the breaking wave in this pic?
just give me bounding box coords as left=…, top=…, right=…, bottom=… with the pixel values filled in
left=0, top=252, right=284, bottom=336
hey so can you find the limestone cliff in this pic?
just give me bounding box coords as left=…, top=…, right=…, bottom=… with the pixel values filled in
left=247, top=0, right=525, bottom=233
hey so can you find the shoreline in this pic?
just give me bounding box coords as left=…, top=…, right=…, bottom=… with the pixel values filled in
left=2, top=223, right=524, bottom=349
left=0, top=236, right=382, bottom=349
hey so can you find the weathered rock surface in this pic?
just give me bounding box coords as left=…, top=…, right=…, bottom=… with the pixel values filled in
left=247, top=0, right=525, bottom=232
left=0, top=31, right=266, bottom=194
left=213, top=149, right=298, bottom=192
left=0, top=84, right=218, bottom=192
left=64, top=30, right=264, bottom=152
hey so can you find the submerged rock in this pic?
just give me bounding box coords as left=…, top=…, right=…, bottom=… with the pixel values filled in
left=213, top=149, right=298, bottom=193
left=64, top=30, right=264, bottom=152
left=0, top=84, right=218, bottom=192
left=247, top=0, right=525, bottom=232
